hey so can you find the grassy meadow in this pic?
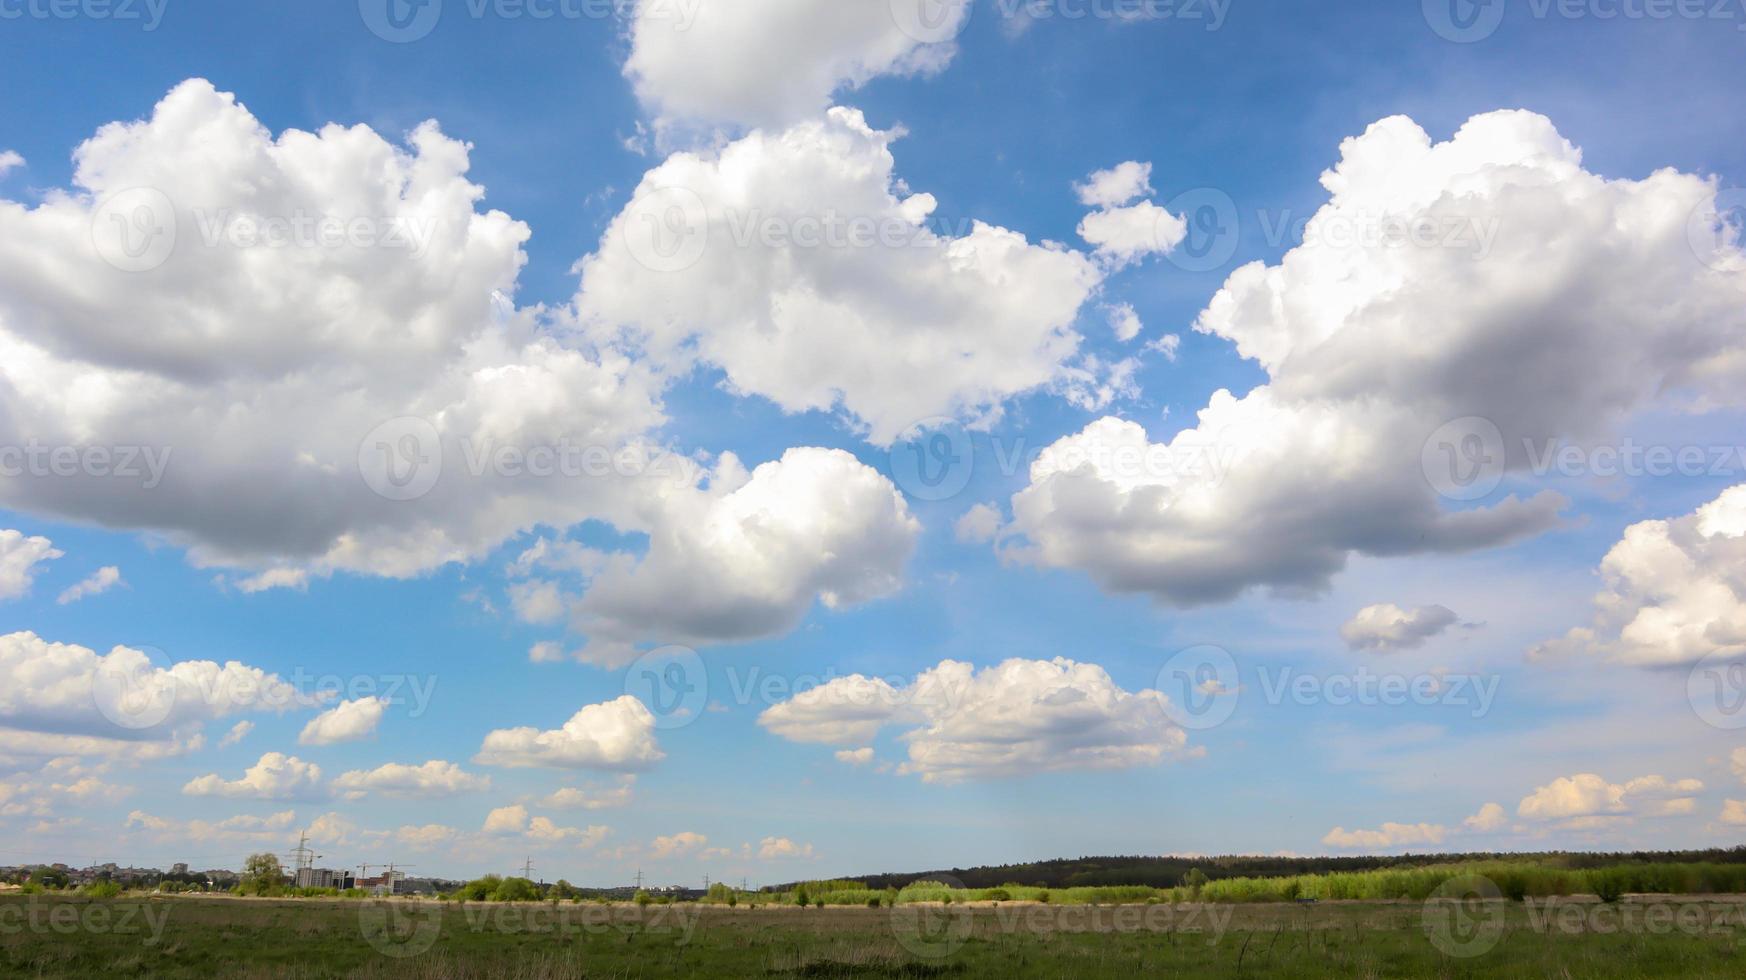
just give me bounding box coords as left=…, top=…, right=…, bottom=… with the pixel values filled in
left=4, top=881, right=1746, bottom=978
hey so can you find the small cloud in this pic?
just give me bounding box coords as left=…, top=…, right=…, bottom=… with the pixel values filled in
left=57, top=566, right=124, bottom=605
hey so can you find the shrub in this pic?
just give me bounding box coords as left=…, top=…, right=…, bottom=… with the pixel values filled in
left=634, top=891, right=652, bottom=907
left=1036, top=890, right=1050, bottom=904
left=867, top=897, right=881, bottom=908
left=727, top=894, right=738, bottom=908
left=794, top=887, right=809, bottom=907
left=83, top=881, right=122, bottom=899
left=983, top=888, right=1011, bottom=902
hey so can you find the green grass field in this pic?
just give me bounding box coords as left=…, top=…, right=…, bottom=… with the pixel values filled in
left=3, top=891, right=1745, bottom=978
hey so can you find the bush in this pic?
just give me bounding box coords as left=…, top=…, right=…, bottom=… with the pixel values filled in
left=983, top=888, right=1011, bottom=902
left=83, top=881, right=122, bottom=899
left=813, top=898, right=825, bottom=909
left=1036, top=890, right=1050, bottom=904
left=18, top=883, right=42, bottom=895
left=794, top=887, right=809, bottom=907
left=867, top=897, right=881, bottom=908
left=727, top=894, right=738, bottom=908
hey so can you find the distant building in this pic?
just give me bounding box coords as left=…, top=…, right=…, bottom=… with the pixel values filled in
left=294, top=868, right=354, bottom=890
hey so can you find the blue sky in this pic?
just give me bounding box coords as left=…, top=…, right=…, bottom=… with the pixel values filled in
left=1, top=0, right=1745, bottom=885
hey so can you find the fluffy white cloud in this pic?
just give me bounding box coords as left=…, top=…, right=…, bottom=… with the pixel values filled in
left=758, top=836, right=816, bottom=860
left=1105, top=303, right=1144, bottom=343
left=1078, top=200, right=1187, bottom=268
left=483, top=804, right=529, bottom=835
left=572, top=448, right=919, bottom=660
left=1535, top=484, right=1746, bottom=666
left=1321, top=822, right=1447, bottom=850
left=575, top=108, right=1106, bottom=446
left=475, top=696, right=663, bottom=771
left=760, top=658, right=1188, bottom=784
left=538, top=775, right=635, bottom=810
left=1721, top=800, right=1746, bottom=826
left=0, top=530, right=60, bottom=600
left=1516, top=773, right=1703, bottom=823
left=955, top=503, right=1003, bottom=545
left=128, top=808, right=297, bottom=843
left=1463, top=802, right=1508, bottom=833
left=648, top=830, right=711, bottom=859
left=217, top=720, right=253, bottom=748
left=1001, top=404, right=1562, bottom=606
left=0, top=80, right=671, bottom=583
left=834, top=747, right=875, bottom=766
left=1341, top=603, right=1460, bottom=652
left=298, top=697, right=387, bottom=746
left=182, top=752, right=324, bottom=801
left=0, top=150, right=22, bottom=177
left=508, top=580, right=567, bottom=625
left=332, top=760, right=489, bottom=799
left=623, top=0, right=971, bottom=129
left=758, top=675, right=907, bottom=746
left=1076, top=161, right=1154, bottom=208
left=396, top=824, right=460, bottom=849
left=0, top=631, right=303, bottom=752
left=55, top=566, right=122, bottom=605
left=1000, top=111, right=1746, bottom=606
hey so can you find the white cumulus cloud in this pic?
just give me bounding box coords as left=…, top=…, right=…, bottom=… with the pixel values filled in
left=1341, top=604, right=1460, bottom=652
left=475, top=696, right=664, bottom=771
left=298, top=697, right=387, bottom=746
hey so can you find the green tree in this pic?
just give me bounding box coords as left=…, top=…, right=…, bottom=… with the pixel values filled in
left=241, top=853, right=284, bottom=896
left=1184, top=868, right=1209, bottom=901
left=634, top=890, right=653, bottom=907
left=491, top=877, right=540, bottom=902
left=794, top=886, right=809, bottom=907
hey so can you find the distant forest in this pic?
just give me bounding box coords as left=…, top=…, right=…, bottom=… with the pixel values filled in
left=774, top=848, right=1746, bottom=891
